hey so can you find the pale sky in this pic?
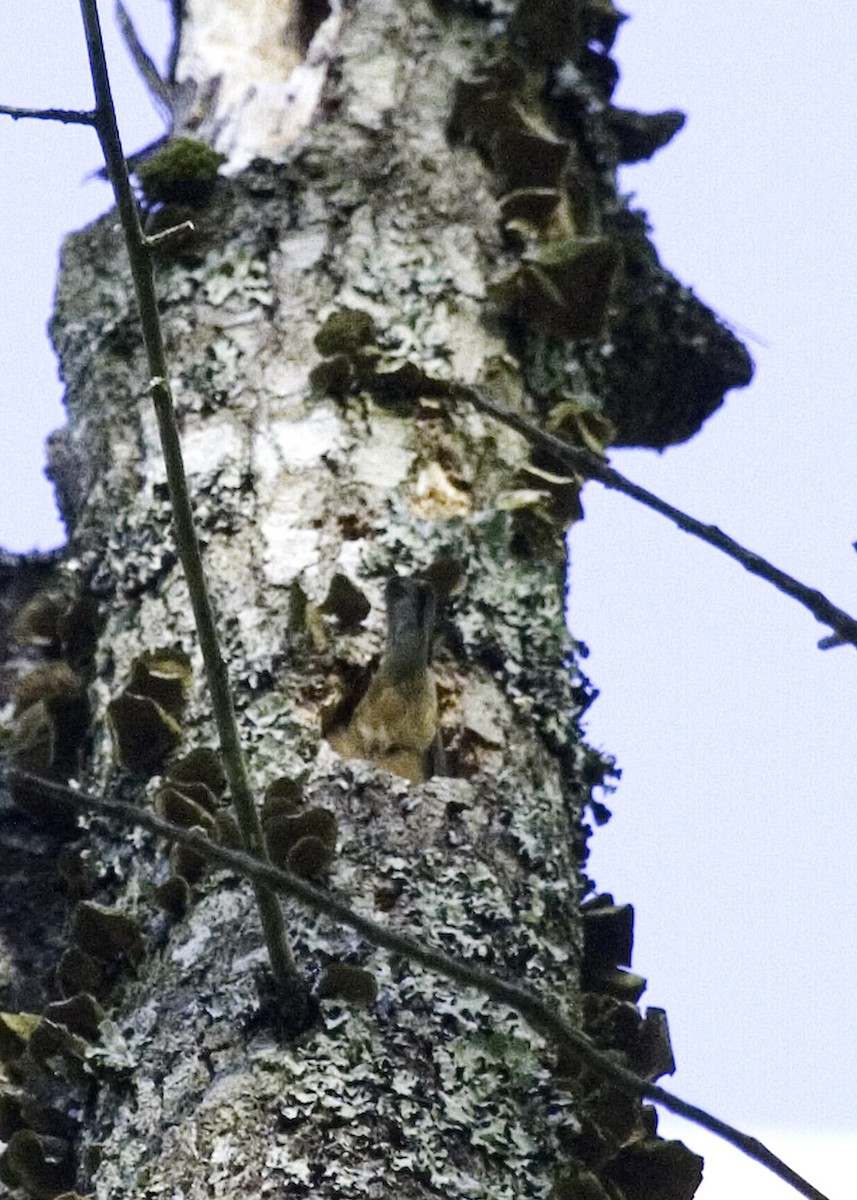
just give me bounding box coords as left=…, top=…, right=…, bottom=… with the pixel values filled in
left=571, top=4, right=857, bottom=1196
left=2, top=4, right=854, bottom=1198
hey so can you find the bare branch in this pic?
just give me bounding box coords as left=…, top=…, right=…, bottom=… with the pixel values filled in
left=0, top=104, right=96, bottom=125
left=165, top=0, right=184, bottom=83
left=456, top=386, right=857, bottom=651
left=77, top=0, right=300, bottom=1018
left=5, top=769, right=832, bottom=1200
left=115, top=0, right=174, bottom=120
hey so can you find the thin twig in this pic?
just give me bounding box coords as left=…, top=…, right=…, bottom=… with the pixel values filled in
left=5, top=769, right=831, bottom=1200
left=77, top=0, right=300, bottom=1016
left=165, top=0, right=184, bottom=83
left=115, top=0, right=174, bottom=120
left=144, top=219, right=195, bottom=247
left=0, top=104, right=96, bottom=125
left=456, top=385, right=857, bottom=651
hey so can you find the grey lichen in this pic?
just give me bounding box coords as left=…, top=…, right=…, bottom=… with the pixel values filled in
left=24, top=2, right=728, bottom=1198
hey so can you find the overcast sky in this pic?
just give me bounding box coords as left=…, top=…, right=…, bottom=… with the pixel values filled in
left=1, top=3, right=854, bottom=1198
left=571, top=5, right=857, bottom=1197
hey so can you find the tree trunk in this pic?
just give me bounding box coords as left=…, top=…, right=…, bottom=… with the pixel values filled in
left=0, top=2, right=751, bottom=1197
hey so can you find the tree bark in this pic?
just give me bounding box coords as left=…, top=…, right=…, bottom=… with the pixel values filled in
left=0, top=2, right=750, bottom=1197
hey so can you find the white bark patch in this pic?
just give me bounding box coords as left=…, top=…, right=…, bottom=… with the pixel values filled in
left=336, top=537, right=367, bottom=582
left=461, top=679, right=508, bottom=748
left=261, top=521, right=322, bottom=584
left=278, top=229, right=328, bottom=273
left=180, top=420, right=246, bottom=481
left=139, top=408, right=245, bottom=488
left=210, top=1134, right=236, bottom=1166
left=253, top=408, right=345, bottom=584
left=179, top=0, right=343, bottom=171
left=260, top=476, right=326, bottom=583
left=345, top=51, right=401, bottom=129
left=258, top=409, right=344, bottom=478
left=349, top=411, right=414, bottom=490
left=260, top=358, right=314, bottom=403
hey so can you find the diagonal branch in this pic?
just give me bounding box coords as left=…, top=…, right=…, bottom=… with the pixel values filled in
left=4, top=769, right=831, bottom=1200
left=115, top=0, right=174, bottom=120
left=0, top=104, right=96, bottom=125
left=456, top=386, right=857, bottom=651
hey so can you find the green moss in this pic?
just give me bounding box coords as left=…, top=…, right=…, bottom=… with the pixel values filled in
left=136, top=138, right=227, bottom=207
left=318, top=964, right=378, bottom=1006
left=314, top=308, right=378, bottom=357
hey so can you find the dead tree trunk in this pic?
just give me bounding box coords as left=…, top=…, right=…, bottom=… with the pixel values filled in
left=0, top=2, right=751, bottom=1197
